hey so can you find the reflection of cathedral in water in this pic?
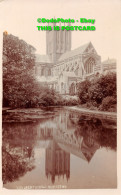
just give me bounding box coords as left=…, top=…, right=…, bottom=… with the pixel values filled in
left=45, top=140, right=70, bottom=184
left=3, top=108, right=116, bottom=187
left=35, top=110, right=101, bottom=183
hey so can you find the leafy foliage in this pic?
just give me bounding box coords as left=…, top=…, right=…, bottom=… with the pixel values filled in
left=77, top=79, right=91, bottom=104
left=99, top=96, right=117, bottom=112
left=3, top=33, right=36, bottom=107
left=2, top=33, right=62, bottom=108
left=77, top=73, right=117, bottom=112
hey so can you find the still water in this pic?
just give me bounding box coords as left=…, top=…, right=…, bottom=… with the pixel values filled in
left=2, top=108, right=117, bottom=189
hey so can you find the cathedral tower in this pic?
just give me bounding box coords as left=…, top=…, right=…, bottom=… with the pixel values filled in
left=46, top=23, right=71, bottom=63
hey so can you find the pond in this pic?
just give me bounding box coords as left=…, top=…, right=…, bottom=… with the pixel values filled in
left=2, top=107, right=117, bottom=189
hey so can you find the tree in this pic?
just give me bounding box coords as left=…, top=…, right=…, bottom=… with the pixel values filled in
left=3, top=32, right=37, bottom=107
left=89, top=72, right=116, bottom=107
left=77, top=79, right=91, bottom=104
left=77, top=72, right=117, bottom=111
left=3, top=32, right=63, bottom=108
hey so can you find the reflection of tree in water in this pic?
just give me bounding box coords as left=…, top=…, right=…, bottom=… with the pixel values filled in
left=2, top=147, right=35, bottom=184
left=2, top=122, right=37, bottom=184
left=75, top=116, right=117, bottom=151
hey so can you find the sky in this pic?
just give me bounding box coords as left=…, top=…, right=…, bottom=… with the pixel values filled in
left=0, top=0, right=121, bottom=61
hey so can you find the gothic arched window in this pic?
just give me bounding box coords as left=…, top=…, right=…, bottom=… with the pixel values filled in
left=48, top=69, right=51, bottom=76
left=69, top=83, right=76, bottom=95
left=85, top=58, right=96, bottom=74
left=41, top=68, right=44, bottom=76
left=75, top=68, right=79, bottom=76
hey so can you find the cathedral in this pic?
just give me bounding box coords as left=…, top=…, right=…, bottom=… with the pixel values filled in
left=35, top=24, right=102, bottom=95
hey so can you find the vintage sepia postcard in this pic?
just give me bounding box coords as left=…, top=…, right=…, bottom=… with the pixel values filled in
left=0, top=0, right=121, bottom=195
